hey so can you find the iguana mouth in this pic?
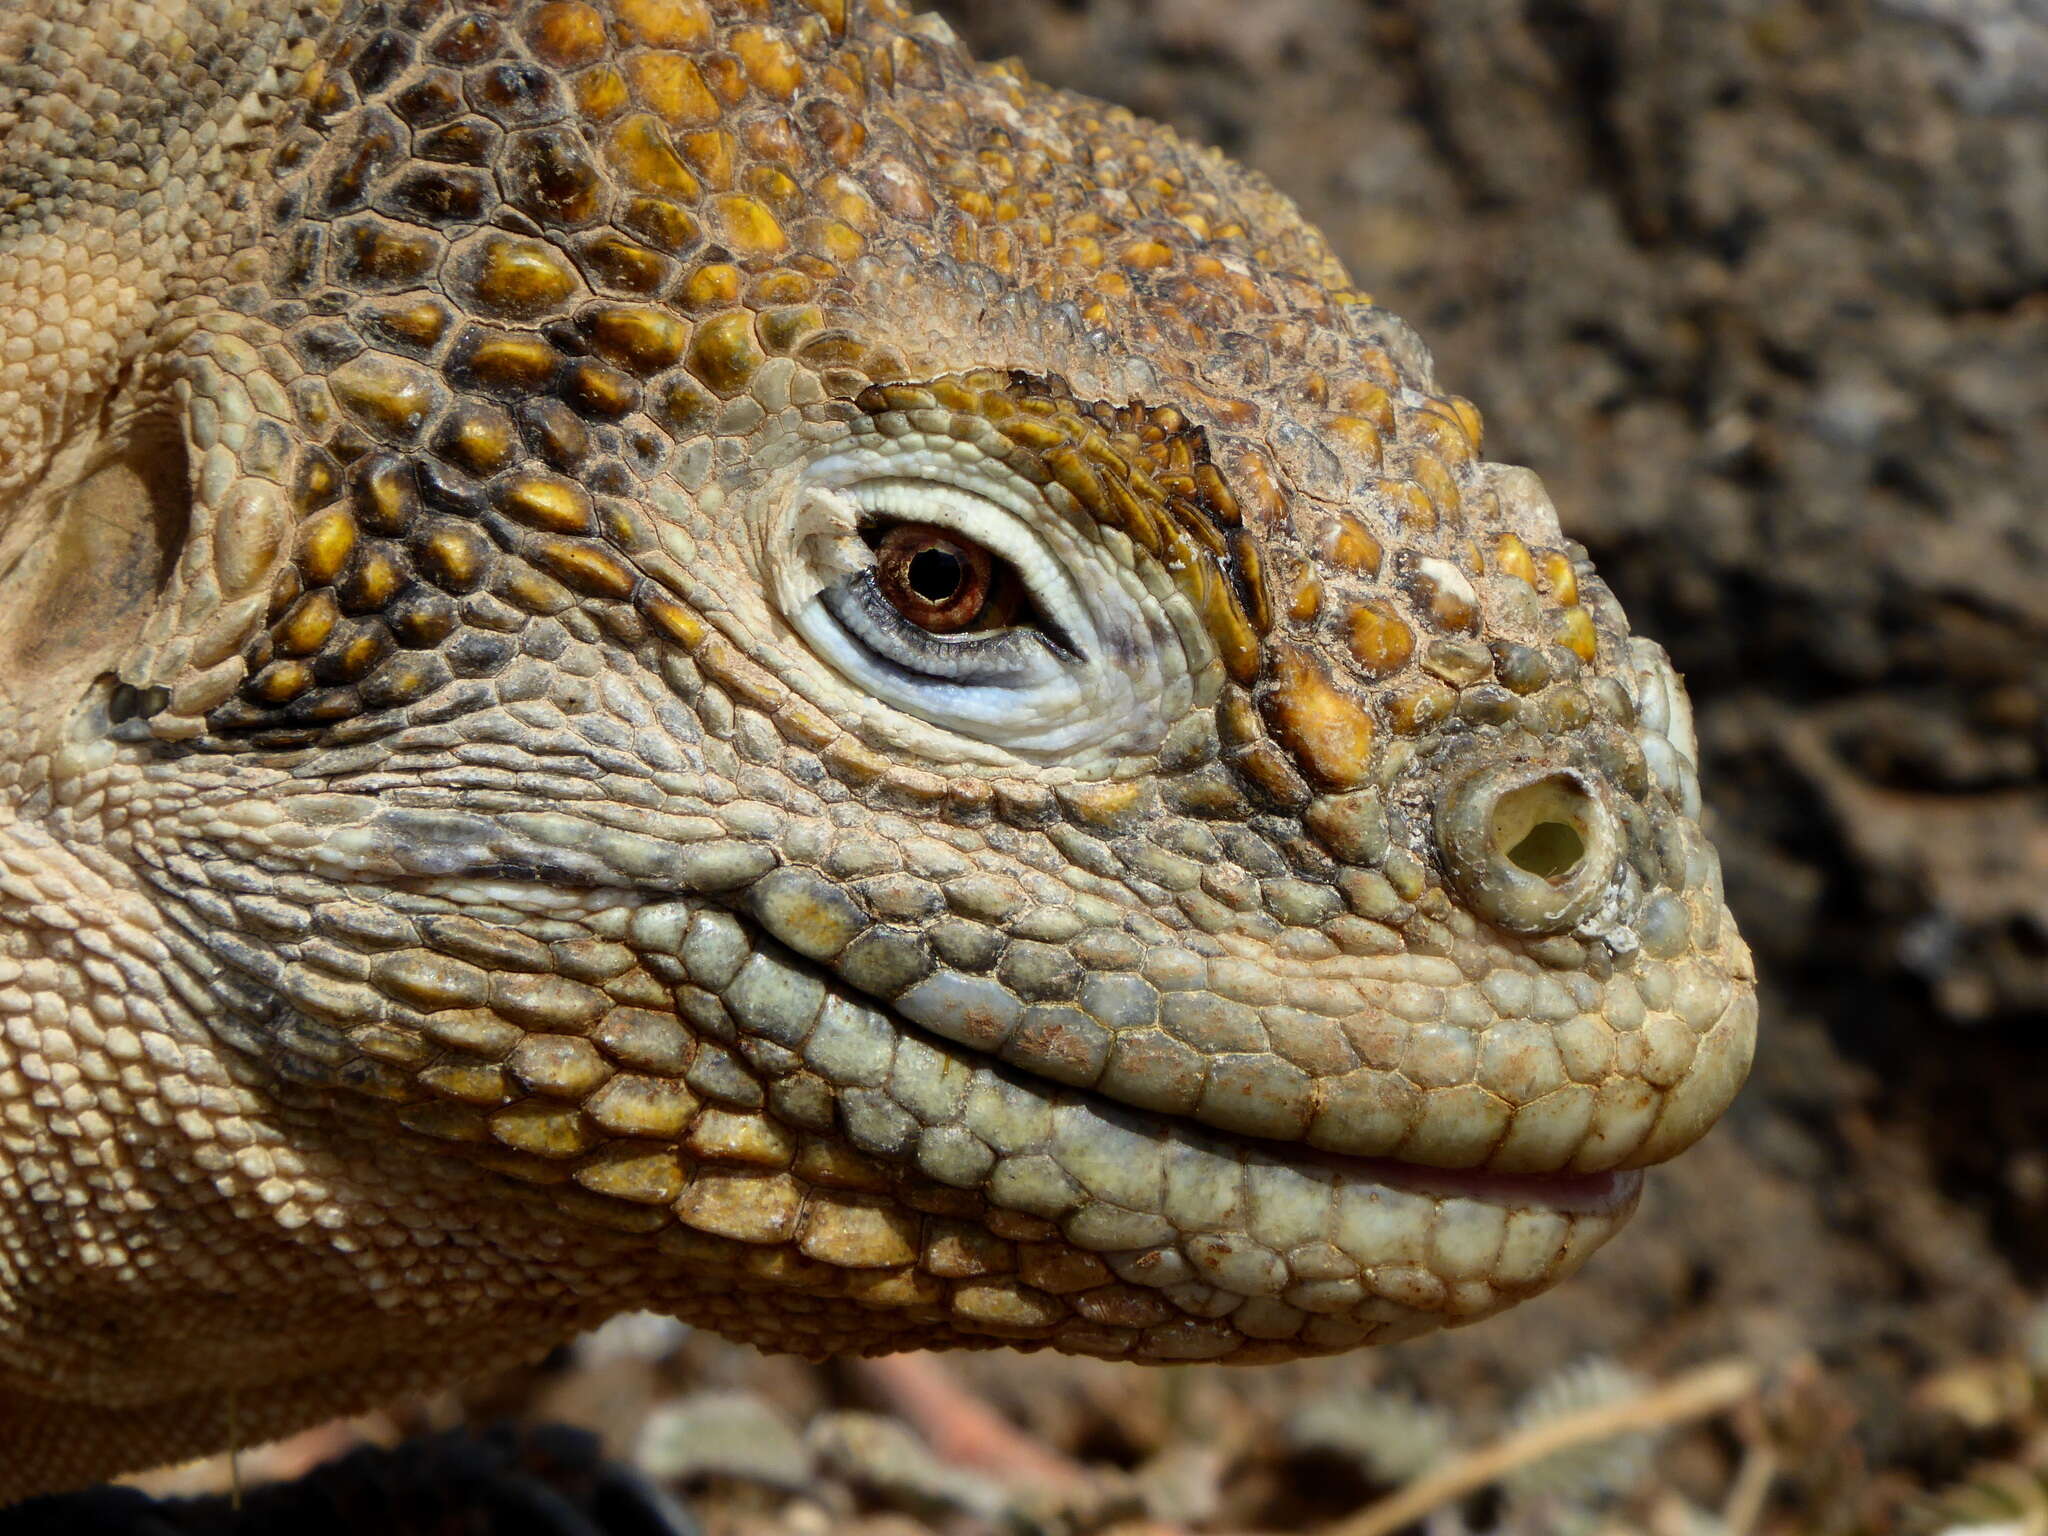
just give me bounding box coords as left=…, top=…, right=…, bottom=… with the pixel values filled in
left=808, top=924, right=1652, bottom=1216
left=862, top=968, right=1656, bottom=1221
left=641, top=915, right=1660, bottom=1344
left=377, top=857, right=1740, bottom=1185
left=358, top=856, right=1659, bottom=1225
left=852, top=953, right=1646, bottom=1215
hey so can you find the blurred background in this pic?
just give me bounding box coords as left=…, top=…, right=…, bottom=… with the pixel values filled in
left=134, top=2, right=2048, bottom=1532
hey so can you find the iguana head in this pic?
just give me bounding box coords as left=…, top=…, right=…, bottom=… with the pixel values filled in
left=0, top=0, right=1753, bottom=1491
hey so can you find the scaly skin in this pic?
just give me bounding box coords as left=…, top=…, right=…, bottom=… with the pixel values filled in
left=0, top=0, right=1756, bottom=1499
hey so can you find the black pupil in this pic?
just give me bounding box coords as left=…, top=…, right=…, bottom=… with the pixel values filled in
left=907, top=547, right=963, bottom=604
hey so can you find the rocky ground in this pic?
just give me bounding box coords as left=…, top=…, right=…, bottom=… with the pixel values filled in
left=118, top=2, right=2048, bottom=1533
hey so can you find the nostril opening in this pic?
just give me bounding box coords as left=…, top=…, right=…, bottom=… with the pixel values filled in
left=1490, top=775, right=1595, bottom=886
left=1439, top=764, right=1613, bottom=934
left=1506, top=821, right=1584, bottom=880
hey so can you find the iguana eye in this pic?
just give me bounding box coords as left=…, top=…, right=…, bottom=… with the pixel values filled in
left=869, top=521, right=1020, bottom=634
left=770, top=414, right=1202, bottom=762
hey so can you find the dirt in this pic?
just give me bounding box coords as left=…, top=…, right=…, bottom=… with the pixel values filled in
left=114, top=3, right=2048, bottom=1532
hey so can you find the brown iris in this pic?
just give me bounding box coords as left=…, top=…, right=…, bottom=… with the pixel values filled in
left=871, top=522, right=1019, bottom=634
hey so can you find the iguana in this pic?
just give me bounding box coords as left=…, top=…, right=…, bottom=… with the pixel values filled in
left=0, top=0, right=1756, bottom=1500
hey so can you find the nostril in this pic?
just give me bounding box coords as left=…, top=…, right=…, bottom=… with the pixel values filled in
left=1507, top=820, right=1584, bottom=880
left=1436, top=764, right=1616, bottom=935
left=1491, top=776, right=1594, bottom=883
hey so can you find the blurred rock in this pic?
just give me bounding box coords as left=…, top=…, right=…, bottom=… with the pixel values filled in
left=636, top=1392, right=812, bottom=1491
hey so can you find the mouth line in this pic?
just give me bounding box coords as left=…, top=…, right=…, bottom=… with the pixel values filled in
left=875, top=995, right=1645, bottom=1219
left=1290, top=1145, right=1644, bottom=1215
left=388, top=875, right=1644, bottom=1220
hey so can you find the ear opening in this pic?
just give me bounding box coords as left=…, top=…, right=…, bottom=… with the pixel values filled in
left=0, top=416, right=190, bottom=703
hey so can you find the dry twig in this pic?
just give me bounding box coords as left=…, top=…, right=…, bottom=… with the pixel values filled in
left=1309, top=1358, right=1763, bottom=1536
left=851, top=1353, right=1090, bottom=1490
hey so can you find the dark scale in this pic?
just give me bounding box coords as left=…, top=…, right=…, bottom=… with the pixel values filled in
left=388, top=589, right=461, bottom=649
left=361, top=652, right=454, bottom=711
left=580, top=233, right=672, bottom=296
left=580, top=307, right=689, bottom=375
left=476, top=505, right=537, bottom=561
left=417, top=524, right=494, bottom=594
left=379, top=167, right=492, bottom=224
left=434, top=402, right=520, bottom=475
left=429, top=13, right=503, bottom=66
left=415, top=455, right=489, bottom=517
left=448, top=327, right=565, bottom=396
left=502, top=126, right=605, bottom=227
left=246, top=659, right=313, bottom=706
left=293, top=453, right=343, bottom=514
left=277, top=226, right=325, bottom=294
left=321, top=112, right=405, bottom=215
left=561, top=361, right=638, bottom=420
left=397, top=0, right=451, bottom=31
left=518, top=399, right=589, bottom=470
left=302, top=66, right=354, bottom=131
left=347, top=29, right=413, bottom=97
left=624, top=429, right=669, bottom=480
left=352, top=456, right=420, bottom=536
left=446, top=629, right=519, bottom=679
left=291, top=322, right=364, bottom=371
left=311, top=624, right=393, bottom=687
left=290, top=686, right=367, bottom=726
left=655, top=374, right=718, bottom=437
left=468, top=61, right=562, bottom=126
left=361, top=298, right=455, bottom=354
left=539, top=317, right=588, bottom=356
left=602, top=499, right=657, bottom=555
left=272, top=593, right=335, bottom=657
left=325, top=426, right=378, bottom=466
left=336, top=544, right=407, bottom=614
left=294, top=630, right=379, bottom=710
left=617, top=197, right=702, bottom=256
left=297, top=638, right=388, bottom=704
left=336, top=218, right=440, bottom=288
left=392, top=72, right=465, bottom=129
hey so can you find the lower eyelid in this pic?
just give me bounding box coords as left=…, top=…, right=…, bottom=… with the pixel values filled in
left=824, top=574, right=1062, bottom=684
